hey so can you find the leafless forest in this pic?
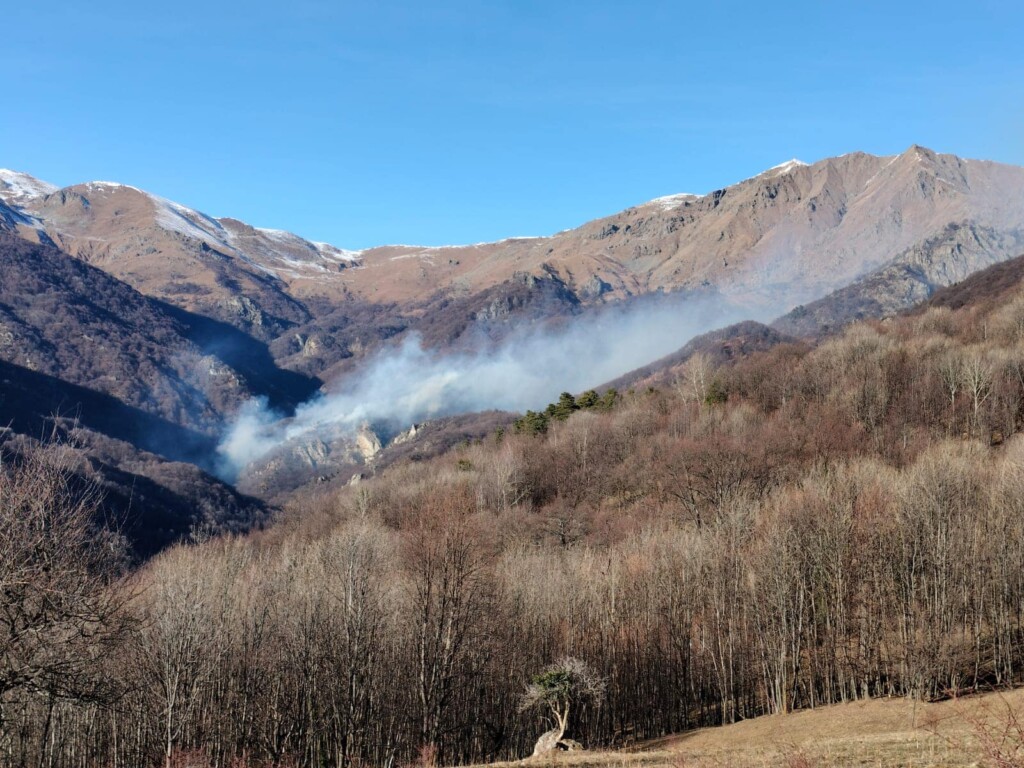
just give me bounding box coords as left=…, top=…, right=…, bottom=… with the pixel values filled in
left=6, top=284, right=1024, bottom=767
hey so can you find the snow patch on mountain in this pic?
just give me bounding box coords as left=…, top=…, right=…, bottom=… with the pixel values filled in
left=723, top=158, right=811, bottom=188
left=0, top=170, right=58, bottom=205
left=646, top=192, right=703, bottom=210
left=153, top=195, right=230, bottom=245
left=640, top=160, right=807, bottom=211
left=256, top=226, right=301, bottom=240
left=256, top=228, right=360, bottom=263
left=765, top=159, right=808, bottom=176
left=312, top=242, right=363, bottom=261
left=51, top=178, right=362, bottom=276
left=374, top=236, right=544, bottom=252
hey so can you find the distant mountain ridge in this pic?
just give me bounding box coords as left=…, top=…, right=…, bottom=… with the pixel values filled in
left=5, top=146, right=1024, bottom=325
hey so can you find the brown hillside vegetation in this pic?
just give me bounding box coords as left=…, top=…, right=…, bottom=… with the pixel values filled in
left=8, top=257, right=1024, bottom=767
left=601, top=320, right=798, bottom=392
left=921, top=251, right=1024, bottom=312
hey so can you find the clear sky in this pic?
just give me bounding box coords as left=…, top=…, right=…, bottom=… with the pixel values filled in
left=3, top=1, right=1023, bottom=249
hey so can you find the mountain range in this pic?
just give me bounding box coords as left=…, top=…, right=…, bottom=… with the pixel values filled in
left=2, top=145, right=1022, bottom=550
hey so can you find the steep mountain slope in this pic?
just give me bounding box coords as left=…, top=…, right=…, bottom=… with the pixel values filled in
left=0, top=232, right=308, bottom=551
left=9, top=180, right=322, bottom=338
left=773, top=222, right=1024, bottom=337
left=0, top=168, right=58, bottom=240
left=602, top=320, right=799, bottom=392
left=0, top=232, right=318, bottom=440
left=238, top=410, right=511, bottom=503
left=918, top=249, right=1024, bottom=311
left=0, top=232, right=244, bottom=440
left=0, top=426, right=270, bottom=557
left=609, top=247, right=1024, bottom=399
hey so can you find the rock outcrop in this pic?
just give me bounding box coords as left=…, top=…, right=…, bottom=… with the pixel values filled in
left=531, top=729, right=586, bottom=757
left=356, top=424, right=382, bottom=460
left=531, top=728, right=562, bottom=757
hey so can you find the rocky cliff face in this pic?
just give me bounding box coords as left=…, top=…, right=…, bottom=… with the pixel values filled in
left=234, top=422, right=384, bottom=499
left=773, top=222, right=1024, bottom=337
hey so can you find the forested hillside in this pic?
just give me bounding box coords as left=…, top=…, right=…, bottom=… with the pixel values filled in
left=5, top=255, right=1024, bottom=767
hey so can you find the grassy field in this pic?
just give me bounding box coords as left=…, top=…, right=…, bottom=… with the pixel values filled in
left=497, top=689, right=1024, bottom=768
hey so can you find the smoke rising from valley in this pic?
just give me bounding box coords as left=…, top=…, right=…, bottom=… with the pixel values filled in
left=216, top=295, right=765, bottom=478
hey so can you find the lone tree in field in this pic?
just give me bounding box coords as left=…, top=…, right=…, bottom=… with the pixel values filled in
left=520, top=657, right=606, bottom=756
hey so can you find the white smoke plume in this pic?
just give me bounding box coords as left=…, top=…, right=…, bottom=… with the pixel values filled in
left=216, top=295, right=768, bottom=479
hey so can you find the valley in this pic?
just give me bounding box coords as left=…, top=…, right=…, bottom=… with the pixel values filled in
left=2, top=146, right=1024, bottom=552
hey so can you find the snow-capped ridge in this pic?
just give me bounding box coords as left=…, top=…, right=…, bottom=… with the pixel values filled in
left=82, top=180, right=143, bottom=191
left=2, top=170, right=365, bottom=277
left=639, top=158, right=809, bottom=212
left=251, top=227, right=362, bottom=263
left=312, top=242, right=363, bottom=261
left=0, top=169, right=59, bottom=204
left=154, top=196, right=230, bottom=244
left=74, top=182, right=225, bottom=245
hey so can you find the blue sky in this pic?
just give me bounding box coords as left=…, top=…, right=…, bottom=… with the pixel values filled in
left=3, top=1, right=1022, bottom=249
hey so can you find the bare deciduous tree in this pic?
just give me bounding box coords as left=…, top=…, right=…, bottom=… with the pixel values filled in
left=0, top=444, right=133, bottom=742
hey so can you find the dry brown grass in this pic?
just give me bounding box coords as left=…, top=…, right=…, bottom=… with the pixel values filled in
left=480, top=689, right=1024, bottom=768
